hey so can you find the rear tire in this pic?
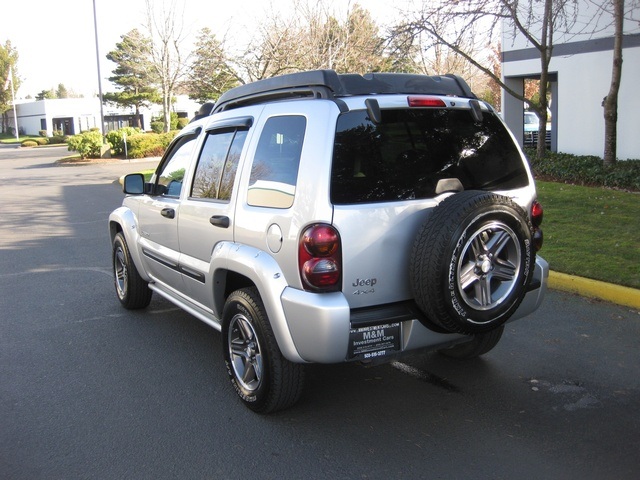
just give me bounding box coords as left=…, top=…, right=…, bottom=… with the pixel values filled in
left=222, top=287, right=305, bottom=413
left=438, top=326, right=504, bottom=359
left=112, top=232, right=152, bottom=309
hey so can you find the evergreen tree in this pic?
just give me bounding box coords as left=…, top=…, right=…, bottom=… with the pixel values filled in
left=185, top=28, right=239, bottom=104
left=104, top=29, right=161, bottom=129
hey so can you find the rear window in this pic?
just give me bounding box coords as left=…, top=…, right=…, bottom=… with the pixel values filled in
left=331, top=108, right=528, bottom=204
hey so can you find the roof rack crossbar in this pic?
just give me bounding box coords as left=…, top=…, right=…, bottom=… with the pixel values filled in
left=214, top=85, right=335, bottom=113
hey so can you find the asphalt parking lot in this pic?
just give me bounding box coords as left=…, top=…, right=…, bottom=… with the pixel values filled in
left=1, top=145, right=639, bottom=480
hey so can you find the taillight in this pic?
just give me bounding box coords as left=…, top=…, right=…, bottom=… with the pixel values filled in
left=531, top=200, right=544, bottom=227
left=531, top=200, right=544, bottom=251
left=299, top=224, right=341, bottom=291
left=408, top=96, right=447, bottom=108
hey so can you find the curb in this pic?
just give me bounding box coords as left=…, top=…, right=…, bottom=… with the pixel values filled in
left=549, top=271, right=640, bottom=310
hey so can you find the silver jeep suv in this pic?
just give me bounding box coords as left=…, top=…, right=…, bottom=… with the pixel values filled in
left=109, top=70, right=548, bottom=413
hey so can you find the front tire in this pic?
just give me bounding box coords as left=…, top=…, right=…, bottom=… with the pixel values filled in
left=112, top=232, right=152, bottom=309
left=222, top=288, right=305, bottom=413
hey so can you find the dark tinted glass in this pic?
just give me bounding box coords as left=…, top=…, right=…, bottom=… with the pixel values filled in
left=331, top=109, right=528, bottom=204
left=157, top=136, right=196, bottom=197
left=191, top=129, right=247, bottom=201
left=192, top=130, right=235, bottom=199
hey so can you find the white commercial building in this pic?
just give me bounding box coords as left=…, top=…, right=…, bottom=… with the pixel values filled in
left=501, top=1, right=640, bottom=160
left=4, top=95, right=202, bottom=137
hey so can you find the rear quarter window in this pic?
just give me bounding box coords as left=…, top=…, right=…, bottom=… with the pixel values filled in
left=331, top=109, right=528, bottom=204
left=247, top=115, right=306, bottom=209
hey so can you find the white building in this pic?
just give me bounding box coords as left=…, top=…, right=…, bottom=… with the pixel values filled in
left=4, top=95, right=202, bottom=137
left=501, top=1, right=640, bottom=160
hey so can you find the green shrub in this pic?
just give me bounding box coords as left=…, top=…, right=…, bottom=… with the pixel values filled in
left=39, top=130, right=47, bottom=137
left=161, top=130, right=178, bottom=147
left=526, top=149, right=640, bottom=192
left=48, top=135, right=66, bottom=145
left=150, top=112, right=181, bottom=133
left=35, top=137, right=49, bottom=145
left=150, top=121, right=164, bottom=134
left=106, top=126, right=142, bottom=156
left=177, top=117, right=189, bottom=130
left=21, top=140, right=37, bottom=147
left=67, top=129, right=104, bottom=158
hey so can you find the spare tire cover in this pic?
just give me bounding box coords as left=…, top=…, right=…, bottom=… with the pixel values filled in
left=410, top=190, right=535, bottom=334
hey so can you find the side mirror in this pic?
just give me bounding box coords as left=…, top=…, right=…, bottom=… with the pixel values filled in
left=123, top=173, right=145, bottom=194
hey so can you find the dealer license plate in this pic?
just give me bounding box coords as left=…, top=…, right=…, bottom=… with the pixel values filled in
left=348, top=323, right=401, bottom=360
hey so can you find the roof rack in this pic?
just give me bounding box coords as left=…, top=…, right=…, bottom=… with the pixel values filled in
left=212, top=70, right=477, bottom=114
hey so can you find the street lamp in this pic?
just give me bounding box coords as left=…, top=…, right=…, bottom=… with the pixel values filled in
left=92, top=0, right=106, bottom=140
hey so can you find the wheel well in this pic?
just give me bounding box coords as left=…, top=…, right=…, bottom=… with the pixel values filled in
left=213, top=269, right=255, bottom=316
left=109, top=221, right=123, bottom=241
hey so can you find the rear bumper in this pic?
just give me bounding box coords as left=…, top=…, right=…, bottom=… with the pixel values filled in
left=281, top=256, right=549, bottom=364
left=510, top=255, right=549, bottom=321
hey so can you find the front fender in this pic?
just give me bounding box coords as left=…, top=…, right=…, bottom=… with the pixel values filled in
left=108, top=207, right=150, bottom=282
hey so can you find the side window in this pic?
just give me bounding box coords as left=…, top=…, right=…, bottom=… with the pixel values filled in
left=156, top=135, right=197, bottom=197
left=191, top=128, right=247, bottom=201
left=247, top=116, right=306, bottom=209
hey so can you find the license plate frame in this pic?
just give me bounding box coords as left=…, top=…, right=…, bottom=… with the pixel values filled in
left=348, top=322, right=401, bottom=360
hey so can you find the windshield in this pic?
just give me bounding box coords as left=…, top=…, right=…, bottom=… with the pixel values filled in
left=330, top=108, right=529, bottom=204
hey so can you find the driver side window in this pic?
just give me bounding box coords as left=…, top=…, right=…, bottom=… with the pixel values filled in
left=156, top=135, right=197, bottom=197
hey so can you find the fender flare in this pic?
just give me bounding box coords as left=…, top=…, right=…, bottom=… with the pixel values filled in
left=212, top=242, right=305, bottom=363
left=108, top=207, right=150, bottom=283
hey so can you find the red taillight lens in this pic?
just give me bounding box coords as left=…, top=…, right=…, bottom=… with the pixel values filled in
left=408, top=96, right=447, bottom=108
left=299, top=224, right=341, bottom=291
left=531, top=200, right=544, bottom=251
left=531, top=200, right=544, bottom=227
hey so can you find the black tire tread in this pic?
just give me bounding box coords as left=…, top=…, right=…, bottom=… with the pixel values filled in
left=113, top=232, right=152, bottom=310
left=438, top=326, right=504, bottom=359
left=225, top=288, right=305, bottom=414
left=410, top=191, right=533, bottom=334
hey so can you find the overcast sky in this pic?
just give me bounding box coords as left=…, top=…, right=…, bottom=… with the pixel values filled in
left=2, top=0, right=408, bottom=100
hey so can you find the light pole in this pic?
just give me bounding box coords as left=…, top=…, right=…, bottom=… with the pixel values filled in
left=92, top=0, right=106, bottom=140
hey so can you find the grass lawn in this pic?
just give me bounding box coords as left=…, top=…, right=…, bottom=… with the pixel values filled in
left=536, top=180, right=639, bottom=289
left=0, top=134, right=39, bottom=144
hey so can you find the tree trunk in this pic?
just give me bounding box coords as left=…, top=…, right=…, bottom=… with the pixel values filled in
left=163, top=92, right=171, bottom=133
left=135, top=105, right=142, bottom=129
left=536, top=0, right=553, bottom=161
left=603, top=0, right=624, bottom=167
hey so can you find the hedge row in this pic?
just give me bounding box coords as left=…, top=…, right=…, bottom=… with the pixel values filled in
left=21, top=136, right=67, bottom=147
left=526, top=149, right=640, bottom=192
left=66, top=128, right=178, bottom=159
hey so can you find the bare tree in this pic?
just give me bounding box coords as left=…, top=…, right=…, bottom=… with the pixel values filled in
left=391, top=0, right=579, bottom=160
left=1, top=41, right=20, bottom=134
left=145, top=0, right=190, bottom=132
left=602, top=0, right=624, bottom=166
left=233, top=0, right=396, bottom=82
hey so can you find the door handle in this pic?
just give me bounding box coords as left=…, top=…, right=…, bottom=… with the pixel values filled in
left=161, top=208, right=175, bottom=219
left=210, top=215, right=230, bottom=228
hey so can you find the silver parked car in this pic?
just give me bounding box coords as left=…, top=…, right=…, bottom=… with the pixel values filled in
left=109, top=70, right=548, bottom=413
left=524, top=110, right=551, bottom=147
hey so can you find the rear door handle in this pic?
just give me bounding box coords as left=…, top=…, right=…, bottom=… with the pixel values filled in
left=210, top=215, right=230, bottom=228
left=161, top=208, right=175, bottom=219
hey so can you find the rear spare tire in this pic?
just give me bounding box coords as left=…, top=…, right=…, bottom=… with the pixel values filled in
left=410, top=190, right=534, bottom=334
